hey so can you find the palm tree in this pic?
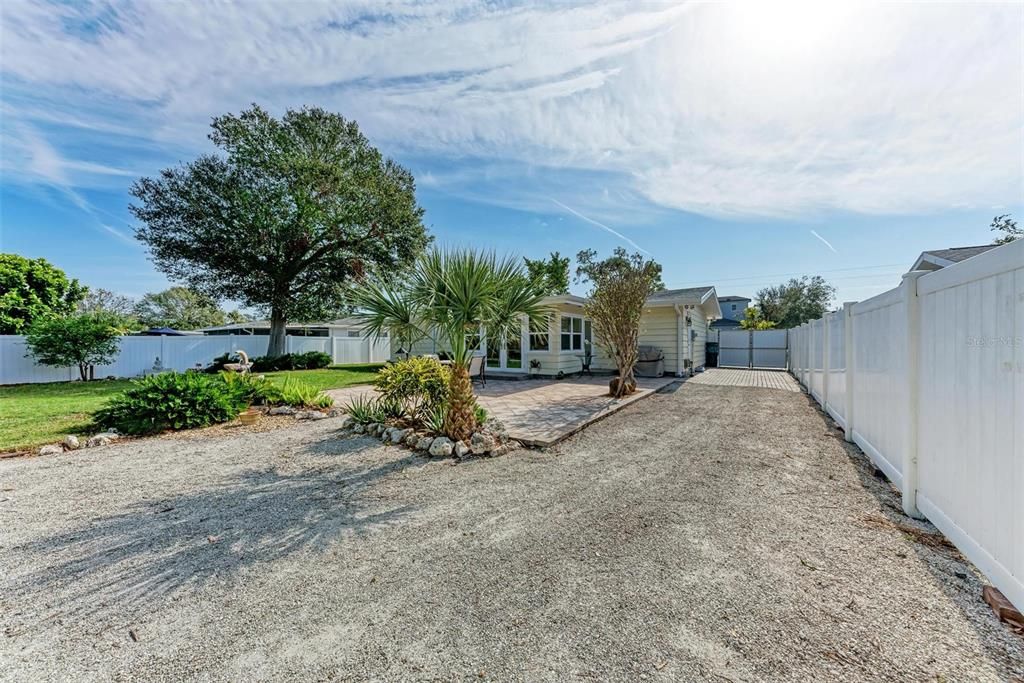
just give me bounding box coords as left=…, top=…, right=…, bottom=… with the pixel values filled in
left=351, top=248, right=551, bottom=442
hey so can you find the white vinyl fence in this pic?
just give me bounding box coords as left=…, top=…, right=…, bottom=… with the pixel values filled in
left=0, top=334, right=390, bottom=385
left=790, top=239, right=1024, bottom=611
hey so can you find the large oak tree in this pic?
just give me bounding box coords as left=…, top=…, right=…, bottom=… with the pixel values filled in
left=131, top=105, right=429, bottom=356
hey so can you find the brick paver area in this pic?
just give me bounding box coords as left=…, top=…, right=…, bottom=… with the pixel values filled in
left=326, top=375, right=678, bottom=447
left=686, top=367, right=800, bottom=392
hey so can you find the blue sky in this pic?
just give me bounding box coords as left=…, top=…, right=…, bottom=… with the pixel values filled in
left=1, top=1, right=1022, bottom=308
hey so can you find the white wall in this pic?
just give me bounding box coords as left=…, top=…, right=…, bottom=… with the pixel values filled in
left=0, top=333, right=390, bottom=384
left=790, top=239, right=1024, bottom=612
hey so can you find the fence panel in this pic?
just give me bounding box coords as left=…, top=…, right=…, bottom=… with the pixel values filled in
left=914, top=243, right=1023, bottom=611
left=718, top=329, right=750, bottom=368
left=751, top=329, right=788, bottom=369
left=0, top=333, right=386, bottom=384
left=825, top=310, right=847, bottom=428
left=789, top=239, right=1023, bottom=611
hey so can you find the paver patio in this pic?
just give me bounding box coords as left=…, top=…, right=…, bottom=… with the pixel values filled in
left=326, top=375, right=678, bottom=446
left=686, top=367, right=800, bottom=391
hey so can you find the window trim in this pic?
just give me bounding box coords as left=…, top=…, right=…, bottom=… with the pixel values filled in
left=560, top=313, right=588, bottom=352
left=528, top=316, right=551, bottom=352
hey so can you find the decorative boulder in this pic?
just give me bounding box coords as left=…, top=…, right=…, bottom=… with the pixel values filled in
left=86, top=433, right=119, bottom=448
left=428, top=437, right=454, bottom=457
left=490, top=441, right=521, bottom=457
left=62, top=435, right=80, bottom=450
left=353, top=423, right=366, bottom=434
left=454, top=441, right=471, bottom=458
left=269, top=406, right=297, bottom=416
left=39, top=444, right=63, bottom=456
left=470, top=432, right=497, bottom=455
left=415, top=436, right=434, bottom=451
left=404, top=431, right=421, bottom=447
left=296, top=410, right=329, bottom=420
left=338, top=415, right=355, bottom=429
left=391, top=428, right=411, bottom=444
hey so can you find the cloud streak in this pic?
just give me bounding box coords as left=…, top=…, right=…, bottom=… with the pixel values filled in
left=810, top=230, right=838, bottom=253
left=549, top=198, right=649, bottom=255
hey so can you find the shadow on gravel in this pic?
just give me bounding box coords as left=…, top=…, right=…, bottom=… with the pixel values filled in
left=798, top=390, right=1022, bottom=670
left=9, top=436, right=416, bottom=621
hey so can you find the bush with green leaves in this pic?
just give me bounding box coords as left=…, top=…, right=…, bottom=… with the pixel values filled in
left=343, top=394, right=386, bottom=425
left=250, top=351, right=332, bottom=372
left=374, top=356, right=450, bottom=425
left=269, top=377, right=334, bottom=409
left=94, top=372, right=247, bottom=435
left=218, top=371, right=276, bottom=404
left=25, top=312, right=122, bottom=381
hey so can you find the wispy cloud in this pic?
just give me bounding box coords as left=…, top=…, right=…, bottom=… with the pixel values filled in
left=550, top=198, right=649, bottom=255
left=0, top=1, right=1020, bottom=219
left=810, top=230, right=838, bottom=253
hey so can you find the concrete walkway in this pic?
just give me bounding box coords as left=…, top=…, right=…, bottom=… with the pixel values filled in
left=326, top=375, right=679, bottom=446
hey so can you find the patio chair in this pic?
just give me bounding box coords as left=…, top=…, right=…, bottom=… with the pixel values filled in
left=468, top=354, right=486, bottom=387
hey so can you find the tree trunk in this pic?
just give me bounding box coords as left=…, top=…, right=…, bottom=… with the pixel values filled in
left=444, top=365, right=477, bottom=442
left=268, top=306, right=287, bottom=357
left=78, top=363, right=89, bottom=382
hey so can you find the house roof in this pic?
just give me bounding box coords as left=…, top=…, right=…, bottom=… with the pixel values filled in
left=710, top=317, right=743, bottom=329
left=911, top=245, right=998, bottom=271
left=196, top=317, right=362, bottom=332
left=717, top=295, right=751, bottom=302
left=647, top=286, right=716, bottom=303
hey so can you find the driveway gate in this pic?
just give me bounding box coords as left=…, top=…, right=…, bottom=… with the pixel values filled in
left=716, top=329, right=789, bottom=369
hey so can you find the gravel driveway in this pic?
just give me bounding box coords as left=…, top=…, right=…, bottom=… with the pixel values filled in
left=2, top=380, right=1022, bottom=681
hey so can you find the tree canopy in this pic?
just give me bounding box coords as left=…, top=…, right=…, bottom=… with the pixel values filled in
left=0, top=254, right=86, bottom=334
left=523, top=251, right=570, bottom=297
left=738, top=306, right=777, bottom=330
left=134, top=286, right=231, bottom=330
left=991, top=214, right=1021, bottom=245
left=131, top=104, right=429, bottom=355
left=25, top=312, right=121, bottom=381
left=755, top=276, right=835, bottom=328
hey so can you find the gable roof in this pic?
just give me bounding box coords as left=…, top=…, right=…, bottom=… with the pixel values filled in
left=717, top=295, right=751, bottom=302
left=911, top=245, right=998, bottom=271
left=646, top=286, right=715, bottom=303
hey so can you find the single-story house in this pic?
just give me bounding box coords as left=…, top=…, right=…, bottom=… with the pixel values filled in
left=410, top=287, right=722, bottom=378
left=909, top=245, right=998, bottom=272
left=196, top=317, right=373, bottom=338
left=710, top=295, right=750, bottom=330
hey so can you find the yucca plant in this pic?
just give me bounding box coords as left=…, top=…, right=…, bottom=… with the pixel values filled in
left=351, top=248, right=550, bottom=441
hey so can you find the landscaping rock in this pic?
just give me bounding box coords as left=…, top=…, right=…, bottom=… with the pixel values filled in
left=352, top=423, right=366, bottom=434
left=454, top=441, right=471, bottom=458
left=404, top=431, right=421, bottom=447
left=489, top=441, right=521, bottom=457
left=415, top=436, right=434, bottom=451
left=86, top=433, right=119, bottom=448
left=62, top=435, right=80, bottom=450
left=328, top=408, right=345, bottom=418
left=428, top=437, right=453, bottom=457
left=470, top=432, right=497, bottom=454
left=390, top=428, right=411, bottom=444
left=269, top=406, right=297, bottom=416
left=295, top=410, right=328, bottom=420
left=38, top=444, right=63, bottom=456
left=381, top=428, right=395, bottom=442
left=338, top=415, right=355, bottom=430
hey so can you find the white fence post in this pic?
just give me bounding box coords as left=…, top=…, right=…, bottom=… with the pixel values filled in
left=901, top=271, right=926, bottom=520
left=843, top=302, right=855, bottom=443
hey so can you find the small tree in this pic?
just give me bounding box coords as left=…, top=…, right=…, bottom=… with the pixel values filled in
left=134, top=286, right=228, bottom=330
left=756, top=275, right=835, bottom=328
left=0, top=254, right=86, bottom=334
left=25, top=313, right=121, bottom=381
left=739, top=307, right=777, bottom=330
left=991, top=214, right=1022, bottom=245
left=523, top=252, right=570, bottom=296
left=575, top=248, right=663, bottom=398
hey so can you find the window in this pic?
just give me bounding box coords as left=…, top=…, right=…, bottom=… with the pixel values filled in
left=561, top=315, right=593, bottom=352
left=731, top=304, right=737, bottom=311
left=347, top=330, right=362, bottom=338
left=529, top=317, right=550, bottom=351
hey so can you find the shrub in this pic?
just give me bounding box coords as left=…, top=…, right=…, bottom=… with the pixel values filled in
left=250, top=351, right=332, bottom=372
left=94, top=372, right=246, bottom=435
left=343, top=394, right=389, bottom=425
left=374, top=356, right=450, bottom=425
left=219, top=371, right=275, bottom=404
left=421, top=403, right=447, bottom=435
left=473, top=403, right=488, bottom=427
left=269, top=377, right=333, bottom=409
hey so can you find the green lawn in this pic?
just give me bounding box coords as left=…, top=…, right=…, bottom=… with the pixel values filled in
left=0, top=364, right=381, bottom=453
